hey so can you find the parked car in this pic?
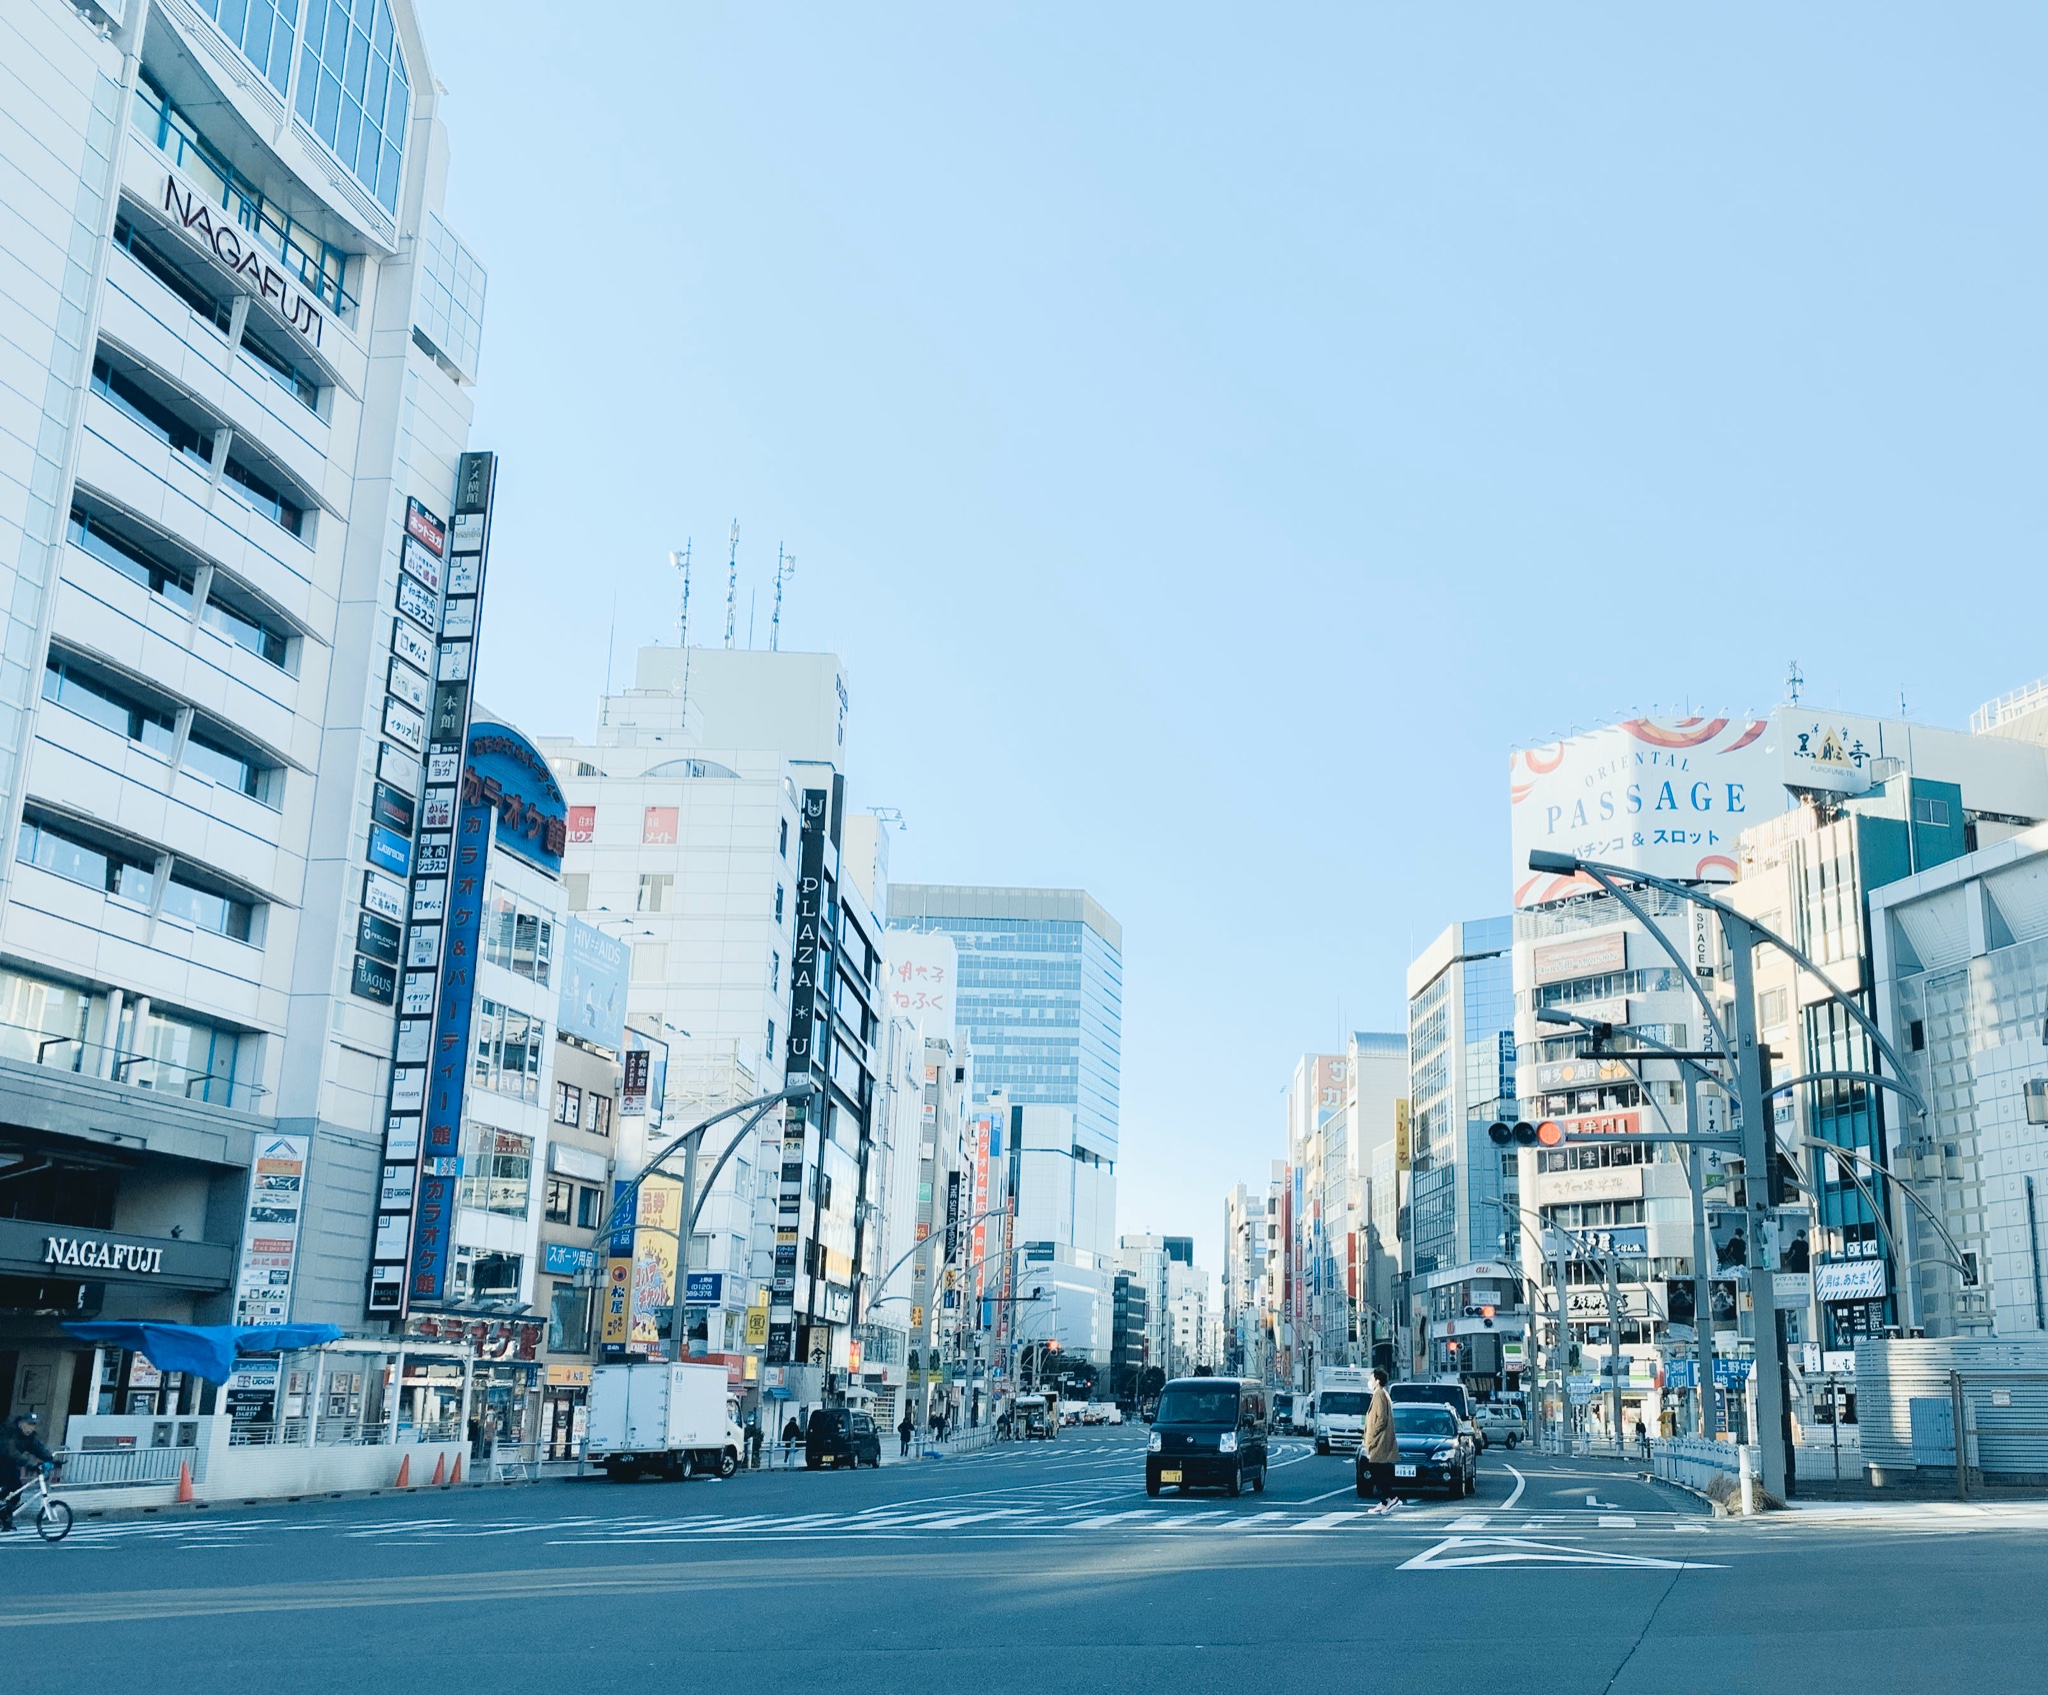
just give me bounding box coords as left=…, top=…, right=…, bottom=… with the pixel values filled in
left=805, top=1407, right=882, bottom=1470
left=1355, top=1403, right=1478, bottom=1500
left=1145, top=1377, right=1269, bottom=1498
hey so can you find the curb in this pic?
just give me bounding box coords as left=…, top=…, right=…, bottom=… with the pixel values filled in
left=67, top=1473, right=553, bottom=1523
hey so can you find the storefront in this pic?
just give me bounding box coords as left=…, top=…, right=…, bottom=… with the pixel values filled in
left=544, top=1362, right=590, bottom=1459
left=405, top=1314, right=545, bottom=1459
left=1, top=1215, right=235, bottom=1445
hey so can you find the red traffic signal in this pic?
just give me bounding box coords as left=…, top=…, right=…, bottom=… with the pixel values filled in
left=1536, top=1119, right=1564, bottom=1146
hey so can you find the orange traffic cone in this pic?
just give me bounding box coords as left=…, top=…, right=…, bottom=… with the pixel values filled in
left=430, top=1451, right=446, bottom=1485
left=448, top=1455, right=463, bottom=1485
left=175, top=1460, right=195, bottom=1504
left=395, top=1453, right=412, bottom=1488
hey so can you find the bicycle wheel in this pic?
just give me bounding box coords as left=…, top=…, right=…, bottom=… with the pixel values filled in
left=37, top=1498, right=72, bottom=1542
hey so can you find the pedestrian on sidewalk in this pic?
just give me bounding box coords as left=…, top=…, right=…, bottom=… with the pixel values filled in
left=744, top=1413, right=763, bottom=1471
left=898, top=1412, right=914, bottom=1457
left=1634, top=1416, right=1649, bottom=1462
left=1363, top=1367, right=1401, bottom=1514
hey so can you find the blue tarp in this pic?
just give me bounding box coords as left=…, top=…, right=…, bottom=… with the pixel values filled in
left=62, top=1322, right=345, bottom=1383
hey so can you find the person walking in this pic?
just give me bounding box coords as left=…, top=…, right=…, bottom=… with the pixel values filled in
left=1362, top=1367, right=1401, bottom=1515
left=897, top=1411, right=914, bottom=1458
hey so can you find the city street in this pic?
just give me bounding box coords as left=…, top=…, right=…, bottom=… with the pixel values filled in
left=5, top=1427, right=2042, bottom=1692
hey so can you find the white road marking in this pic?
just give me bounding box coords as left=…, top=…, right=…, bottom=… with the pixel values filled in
left=1600, top=1516, right=1637, bottom=1528
left=1587, top=1494, right=1622, bottom=1510
left=1449, top=1515, right=1492, bottom=1530
left=1399, top=1536, right=1724, bottom=1572
left=1302, top=1483, right=1361, bottom=1505
left=1295, top=1511, right=1373, bottom=1531
left=1502, top=1466, right=1526, bottom=1510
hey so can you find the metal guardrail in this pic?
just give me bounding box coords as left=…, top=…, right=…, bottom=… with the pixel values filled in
left=57, top=1445, right=205, bottom=1487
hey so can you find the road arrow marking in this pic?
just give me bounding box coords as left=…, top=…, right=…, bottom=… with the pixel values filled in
left=1398, top=1536, right=1724, bottom=1572
left=1587, top=1494, right=1622, bottom=1509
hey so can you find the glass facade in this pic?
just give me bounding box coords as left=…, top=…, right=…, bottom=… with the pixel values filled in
left=295, top=0, right=411, bottom=214
left=887, top=892, right=1122, bottom=1154
left=417, top=213, right=489, bottom=382
left=192, top=0, right=298, bottom=92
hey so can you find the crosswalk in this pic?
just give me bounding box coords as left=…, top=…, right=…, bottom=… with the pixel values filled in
left=5, top=1497, right=1700, bottom=1552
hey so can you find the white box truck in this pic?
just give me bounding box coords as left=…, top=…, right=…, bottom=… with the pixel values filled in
left=587, top=1361, right=744, bottom=1481
left=1313, top=1366, right=1374, bottom=1455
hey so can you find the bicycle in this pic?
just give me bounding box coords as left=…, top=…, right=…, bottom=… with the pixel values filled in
left=2, top=1467, right=72, bottom=1543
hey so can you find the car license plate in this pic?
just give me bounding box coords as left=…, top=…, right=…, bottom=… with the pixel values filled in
left=819, top=1457, right=834, bottom=1467
left=1159, top=1469, right=1182, bottom=1483
left=1394, top=1464, right=1417, bottom=1477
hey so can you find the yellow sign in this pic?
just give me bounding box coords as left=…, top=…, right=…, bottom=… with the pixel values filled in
left=601, top=1258, right=631, bottom=1347
left=910, top=1305, right=924, bottom=1327
left=545, top=1365, right=591, bottom=1388
left=628, top=1175, right=682, bottom=1349
left=744, top=1305, right=770, bottom=1347
left=1394, top=1098, right=1412, bottom=1172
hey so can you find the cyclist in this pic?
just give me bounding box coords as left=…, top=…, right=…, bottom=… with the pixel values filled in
left=1, top=1411, right=56, bottom=1533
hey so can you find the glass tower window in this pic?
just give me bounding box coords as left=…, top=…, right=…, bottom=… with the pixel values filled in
left=191, top=0, right=298, bottom=92
left=295, top=0, right=411, bottom=214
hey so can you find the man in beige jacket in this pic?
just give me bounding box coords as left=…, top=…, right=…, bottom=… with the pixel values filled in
left=1363, top=1367, right=1402, bottom=1513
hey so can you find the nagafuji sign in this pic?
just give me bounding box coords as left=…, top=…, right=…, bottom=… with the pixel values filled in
left=161, top=176, right=325, bottom=348
left=45, top=1235, right=163, bottom=1274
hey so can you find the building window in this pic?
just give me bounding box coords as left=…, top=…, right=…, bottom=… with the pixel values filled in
left=459, top=1123, right=533, bottom=1217
left=483, top=892, right=553, bottom=986
left=587, top=1094, right=613, bottom=1139
left=183, top=726, right=284, bottom=808
left=631, top=942, right=667, bottom=983
left=189, top=0, right=297, bottom=91
left=771, top=951, right=781, bottom=991
left=549, top=1281, right=592, bottom=1354
left=1909, top=1019, right=1925, bottom=1051
left=17, top=815, right=155, bottom=905
left=455, top=1248, right=522, bottom=1297
left=220, top=451, right=305, bottom=537
left=637, top=874, right=672, bottom=913
left=294, top=0, right=411, bottom=214
left=91, top=355, right=213, bottom=469
left=472, top=1000, right=543, bottom=1103
left=1913, top=796, right=1952, bottom=827
left=1759, top=988, right=1789, bottom=1032
left=544, top=1178, right=573, bottom=1225
left=238, top=322, right=322, bottom=411
left=578, top=1185, right=603, bottom=1229
left=159, top=868, right=258, bottom=943
left=779, top=818, right=789, bottom=858
left=775, top=885, right=785, bottom=924
left=42, top=656, right=175, bottom=756
left=112, top=213, right=234, bottom=335
left=766, top=1020, right=777, bottom=1062
left=554, top=1081, right=583, bottom=1127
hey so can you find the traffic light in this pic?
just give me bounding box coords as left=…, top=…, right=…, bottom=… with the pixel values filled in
left=1487, top=1120, right=1541, bottom=1146
left=1535, top=1119, right=1564, bottom=1146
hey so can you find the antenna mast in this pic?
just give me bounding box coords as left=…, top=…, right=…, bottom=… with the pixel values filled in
left=671, top=542, right=692, bottom=722
left=1785, top=659, right=1803, bottom=706
left=724, top=519, right=740, bottom=649
left=771, top=546, right=795, bottom=651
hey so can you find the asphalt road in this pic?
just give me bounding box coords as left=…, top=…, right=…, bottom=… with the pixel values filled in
left=4, top=1428, right=2039, bottom=1692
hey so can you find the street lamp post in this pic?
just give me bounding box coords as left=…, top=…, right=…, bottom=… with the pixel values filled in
left=1528, top=846, right=1932, bottom=1501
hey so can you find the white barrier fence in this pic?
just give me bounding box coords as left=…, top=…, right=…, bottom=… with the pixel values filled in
left=1652, top=1435, right=1761, bottom=1512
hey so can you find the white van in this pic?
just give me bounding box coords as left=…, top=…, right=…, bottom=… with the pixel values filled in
left=1312, top=1367, right=1374, bottom=1455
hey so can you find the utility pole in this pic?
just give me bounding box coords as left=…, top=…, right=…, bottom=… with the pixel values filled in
left=1553, top=1230, right=1569, bottom=1455
left=1605, top=1250, right=1625, bottom=1456
left=1728, top=912, right=1792, bottom=1500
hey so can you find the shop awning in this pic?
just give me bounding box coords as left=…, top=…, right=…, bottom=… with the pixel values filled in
left=63, top=1322, right=345, bottom=1383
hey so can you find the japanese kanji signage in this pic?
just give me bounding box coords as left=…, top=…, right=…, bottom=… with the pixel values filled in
left=367, top=453, right=497, bottom=1318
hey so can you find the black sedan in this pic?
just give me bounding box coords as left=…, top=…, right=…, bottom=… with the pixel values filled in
left=1355, top=1404, right=1478, bottom=1500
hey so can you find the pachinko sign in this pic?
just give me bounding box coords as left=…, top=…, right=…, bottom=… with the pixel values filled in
left=1510, top=715, right=1783, bottom=907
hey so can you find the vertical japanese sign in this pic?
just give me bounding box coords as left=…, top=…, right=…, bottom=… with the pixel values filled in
left=971, top=1116, right=990, bottom=1306
left=769, top=784, right=831, bottom=1370
left=367, top=453, right=496, bottom=1318
left=233, top=1133, right=309, bottom=1323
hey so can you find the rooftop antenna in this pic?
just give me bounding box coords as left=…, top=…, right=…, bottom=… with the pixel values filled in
left=601, top=585, right=619, bottom=724
left=747, top=588, right=757, bottom=650
left=1785, top=659, right=1803, bottom=706
left=771, top=546, right=796, bottom=651
left=671, top=542, right=692, bottom=721
left=723, top=519, right=740, bottom=649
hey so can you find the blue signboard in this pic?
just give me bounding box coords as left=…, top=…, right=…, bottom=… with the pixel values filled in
left=559, top=917, right=628, bottom=1050
left=1664, top=1357, right=1755, bottom=1390
left=684, top=1272, right=723, bottom=1306
left=409, top=784, right=493, bottom=1303
left=464, top=722, right=566, bottom=875
left=367, top=824, right=412, bottom=877
left=544, top=1242, right=599, bottom=1277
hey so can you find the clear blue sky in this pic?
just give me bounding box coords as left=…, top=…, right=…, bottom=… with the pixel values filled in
left=421, top=4, right=2047, bottom=1276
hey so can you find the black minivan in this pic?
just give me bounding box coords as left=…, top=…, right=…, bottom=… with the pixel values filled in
left=1145, top=1376, right=1268, bottom=1497
left=805, top=1408, right=882, bottom=1469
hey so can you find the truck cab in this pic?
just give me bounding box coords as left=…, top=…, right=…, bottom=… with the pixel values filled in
left=1312, top=1367, right=1373, bottom=1455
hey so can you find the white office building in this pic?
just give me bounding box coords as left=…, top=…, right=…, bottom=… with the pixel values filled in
left=0, top=0, right=486, bottom=1433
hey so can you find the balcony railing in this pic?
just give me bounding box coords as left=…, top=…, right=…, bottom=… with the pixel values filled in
left=0, top=1020, right=266, bottom=1114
